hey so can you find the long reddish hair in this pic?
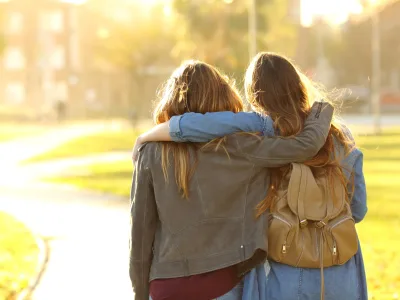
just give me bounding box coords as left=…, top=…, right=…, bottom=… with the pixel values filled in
left=154, top=60, right=244, bottom=198
left=244, top=53, right=353, bottom=216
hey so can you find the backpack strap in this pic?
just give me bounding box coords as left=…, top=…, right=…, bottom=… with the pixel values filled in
left=291, top=164, right=308, bottom=227
left=319, top=229, right=325, bottom=300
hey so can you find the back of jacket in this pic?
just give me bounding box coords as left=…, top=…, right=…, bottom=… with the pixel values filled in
left=129, top=102, right=334, bottom=300
left=142, top=141, right=269, bottom=280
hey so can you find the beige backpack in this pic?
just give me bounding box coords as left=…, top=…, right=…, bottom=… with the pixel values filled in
left=267, top=163, right=358, bottom=300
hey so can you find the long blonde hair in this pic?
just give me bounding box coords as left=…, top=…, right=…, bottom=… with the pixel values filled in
left=244, top=52, right=353, bottom=216
left=154, top=60, right=244, bottom=198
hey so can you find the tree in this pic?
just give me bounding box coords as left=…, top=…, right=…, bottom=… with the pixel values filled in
left=171, top=0, right=297, bottom=81
left=79, top=0, right=179, bottom=116
left=0, top=33, right=5, bottom=57
left=323, top=1, right=400, bottom=87
left=0, top=8, right=5, bottom=57
left=172, top=0, right=262, bottom=77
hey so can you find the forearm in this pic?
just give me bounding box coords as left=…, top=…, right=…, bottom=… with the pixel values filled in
left=169, top=112, right=264, bottom=142
left=137, top=122, right=171, bottom=144
left=229, top=102, right=334, bottom=167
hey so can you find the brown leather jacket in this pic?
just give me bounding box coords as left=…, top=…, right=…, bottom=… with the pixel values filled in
left=129, top=102, right=334, bottom=299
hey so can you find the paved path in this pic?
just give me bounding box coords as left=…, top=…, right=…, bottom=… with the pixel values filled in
left=341, top=114, right=400, bottom=133
left=0, top=184, right=132, bottom=300
left=4, top=151, right=131, bottom=184
left=0, top=124, right=135, bottom=300
left=1, top=115, right=397, bottom=299
left=0, top=123, right=109, bottom=168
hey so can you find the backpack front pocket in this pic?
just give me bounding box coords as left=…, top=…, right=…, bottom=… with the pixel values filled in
left=329, top=216, right=358, bottom=265
left=268, top=214, right=293, bottom=262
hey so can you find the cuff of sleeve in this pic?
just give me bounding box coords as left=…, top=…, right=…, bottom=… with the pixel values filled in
left=169, top=115, right=184, bottom=142
left=310, top=101, right=334, bottom=120
left=262, top=116, right=275, bottom=137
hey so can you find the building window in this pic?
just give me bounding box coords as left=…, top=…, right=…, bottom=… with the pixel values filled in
left=40, top=10, right=64, bottom=32
left=55, top=81, right=68, bottom=101
left=50, top=46, right=65, bottom=70
left=7, top=12, right=24, bottom=34
left=5, top=83, right=25, bottom=103
left=3, top=47, right=25, bottom=70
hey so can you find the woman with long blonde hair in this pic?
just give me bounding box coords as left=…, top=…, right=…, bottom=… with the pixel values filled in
left=129, top=59, right=334, bottom=300
left=133, top=53, right=367, bottom=300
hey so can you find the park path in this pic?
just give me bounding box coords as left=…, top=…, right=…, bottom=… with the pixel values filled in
left=1, top=115, right=399, bottom=299
left=0, top=123, right=134, bottom=300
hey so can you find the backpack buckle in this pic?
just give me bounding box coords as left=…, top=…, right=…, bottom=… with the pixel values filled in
left=315, top=221, right=326, bottom=228
left=300, top=219, right=308, bottom=228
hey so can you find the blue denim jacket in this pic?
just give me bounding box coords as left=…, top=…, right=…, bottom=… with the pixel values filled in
left=169, top=111, right=368, bottom=300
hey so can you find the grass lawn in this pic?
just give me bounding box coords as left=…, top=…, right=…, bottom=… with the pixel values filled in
left=46, top=129, right=400, bottom=299
left=0, top=123, right=46, bottom=143
left=24, top=128, right=139, bottom=163
left=355, top=132, right=400, bottom=300
left=47, top=160, right=133, bottom=197
left=0, top=212, right=39, bottom=299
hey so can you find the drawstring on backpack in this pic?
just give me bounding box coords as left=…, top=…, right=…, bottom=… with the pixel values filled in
left=315, top=218, right=329, bottom=300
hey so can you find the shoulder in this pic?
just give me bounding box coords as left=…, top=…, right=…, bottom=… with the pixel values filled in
left=332, top=121, right=355, bottom=150
left=137, top=142, right=162, bottom=167
left=337, top=122, right=355, bottom=143
left=332, top=122, right=362, bottom=171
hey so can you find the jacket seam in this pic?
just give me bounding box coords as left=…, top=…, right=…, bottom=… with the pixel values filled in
left=242, top=164, right=253, bottom=254
left=298, top=268, right=303, bottom=300
left=153, top=241, right=257, bottom=263
left=140, top=170, right=150, bottom=293
left=195, top=173, right=208, bottom=217
left=150, top=258, right=243, bottom=281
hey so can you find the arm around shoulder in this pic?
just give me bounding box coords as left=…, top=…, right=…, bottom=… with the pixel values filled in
left=169, top=111, right=264, bottom=142
left=228, top=102, right=334, bottom=167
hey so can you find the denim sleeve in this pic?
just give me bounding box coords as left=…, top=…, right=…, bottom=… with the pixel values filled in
left=169, top=111, right=265, bottom=142
left=349, top=150, right=368, bottom=223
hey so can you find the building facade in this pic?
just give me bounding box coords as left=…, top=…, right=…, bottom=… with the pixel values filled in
left=0, top=0, right=80, bottom=111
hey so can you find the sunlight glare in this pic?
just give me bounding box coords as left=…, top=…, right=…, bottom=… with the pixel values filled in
left=163, top=4, right=172, bottom=17
left=60, top=0, right=86, bottom=4
left=301, top=0, right=365, bottom=26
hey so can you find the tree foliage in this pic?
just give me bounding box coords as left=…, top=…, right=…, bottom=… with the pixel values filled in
left=172, top=0, right=297, bottom=78
left=83, top=0, right=298, bottom=80
left=84, top=1, right=177, bottom=72
left=0, top=9, right=5, bottom=56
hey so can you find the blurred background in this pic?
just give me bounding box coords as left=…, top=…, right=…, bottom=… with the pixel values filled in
left=0, top=0, right=399, bottom=122
left=0, top=0, right=399, bottom=300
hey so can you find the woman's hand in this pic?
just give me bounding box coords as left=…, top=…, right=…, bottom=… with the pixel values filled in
left=132, top=122, right=172, bottom=162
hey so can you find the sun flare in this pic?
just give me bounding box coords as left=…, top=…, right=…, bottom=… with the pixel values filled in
left=301, top=0, right=364, bottom=26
